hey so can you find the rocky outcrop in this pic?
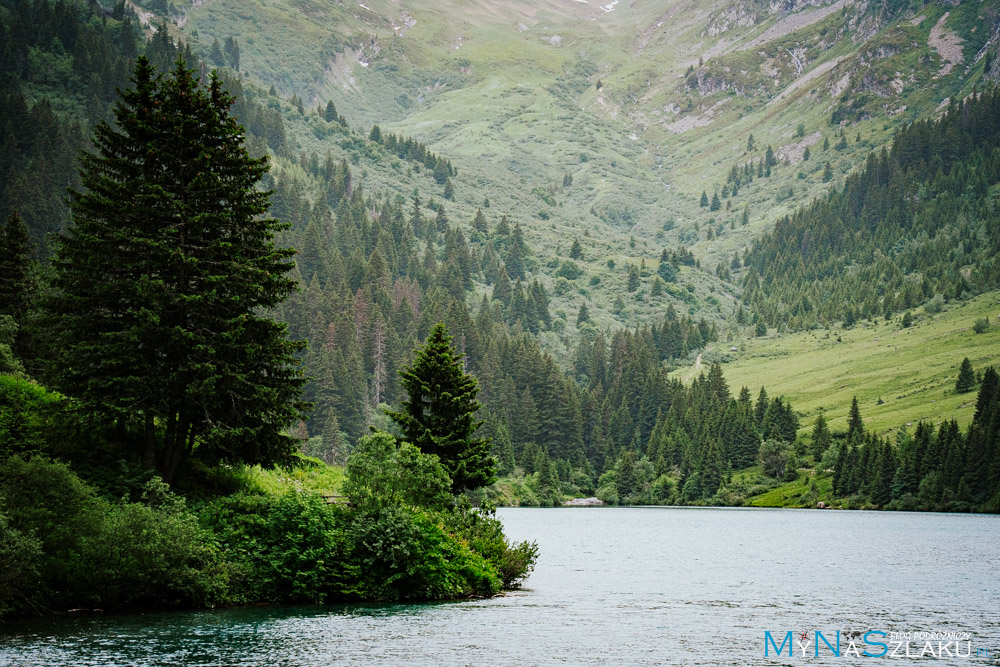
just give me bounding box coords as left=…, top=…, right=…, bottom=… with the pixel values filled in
left=563, top=497, right=605, bottom=506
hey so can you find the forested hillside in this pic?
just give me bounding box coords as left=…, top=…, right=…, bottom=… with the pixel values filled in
left=742, top=90, right=1000, bottom=330
left=0, top=0, right=727, bottom=494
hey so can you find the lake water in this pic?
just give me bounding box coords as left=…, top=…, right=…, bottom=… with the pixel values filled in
left=2, top=507, right=999, bottom=665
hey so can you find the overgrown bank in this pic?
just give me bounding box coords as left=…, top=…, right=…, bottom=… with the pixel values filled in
left=0, top=380, right=536, bottom=618
left=0, top=52, right=535, bottom=619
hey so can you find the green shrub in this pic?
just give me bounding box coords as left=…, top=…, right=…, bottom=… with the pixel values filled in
left=0, top=511, right=42, bottom=617
left=442, top=502, right=537, bottom=590
left=0, top=459, right=224, bottom=614
left=349, top=505, right=500, bottom=600
left=0, top=315, right=24, bottom=376
left=555, top=260, right=583, bottom=280
left=83, top=479, right=229, bottom=609
left=0, top=455, right=103, bottom=601
left=924, top=294, right=944, bottom=314
left=0, top=376, right=60, bottom=459
left=344, top=432, right=452, bottom=511
left=200, top=490, right=356, bottom=604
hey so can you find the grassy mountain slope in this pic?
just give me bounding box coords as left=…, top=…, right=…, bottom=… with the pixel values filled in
left=160, top=0, right=995, bottom=282
left=158, top=0, right=999, bottom=338
left=165, top=0, right=1000, bottom=481
left=672, top=291, right=1000, bottom=437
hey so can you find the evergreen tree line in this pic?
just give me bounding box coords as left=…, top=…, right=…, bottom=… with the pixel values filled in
left=0, top=0, right=288, bottom=254
left=826, top=370, right=1000, bottom=511
left=368, top=124, right=456, bottom=184
left=741, top=90, right=1000, bottom=329
left=576, top=357, right=800, bottom=506
left=266, top=159, right=726, bottom=493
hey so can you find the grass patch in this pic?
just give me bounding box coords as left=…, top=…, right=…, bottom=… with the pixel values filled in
left=673, top=292, right=1000, bottom=436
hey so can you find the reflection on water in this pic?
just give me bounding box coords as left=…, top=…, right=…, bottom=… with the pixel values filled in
left=2, top=507, right=998, bottom=665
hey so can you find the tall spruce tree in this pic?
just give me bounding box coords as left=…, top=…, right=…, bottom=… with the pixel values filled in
left=386, top=323, right=496, bottom=492
left=49, top=57, right=307, bottom=482
left=506, top=223, right=528, bottom=280
left=956, top=357, right=975, bottom=393
left=0, top=211, right=32, bottom=321
left=811, top=410, right=832, bottom=460
left=846, top=397, right=864, bottom=443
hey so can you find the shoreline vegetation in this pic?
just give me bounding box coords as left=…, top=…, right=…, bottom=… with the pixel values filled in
left=0, top=59, right=535, bottom=621
left=476, top=366, right=1000, bottom=514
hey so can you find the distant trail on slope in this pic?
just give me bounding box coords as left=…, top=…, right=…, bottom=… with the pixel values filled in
left=684, top=353, right=703, bottom=382
left=767, top=55, right=843, bottom=106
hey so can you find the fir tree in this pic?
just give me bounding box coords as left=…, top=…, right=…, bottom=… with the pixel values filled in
left=811, top=411, right=832, bottom=460
left=974, top=367, right=998, bottom=421
left=325, top=100, right=339, bottom=123
left=956, top=357, right=975, bottom=393
left=569, top=239, right=583, bottom=260
left=432, top=159, right=449, bottom=184
left=650, top=276, right=665, bottom=297
left=699, top=191, right=709, bottom=207
left=386, top=323, right=496, bottom=492
left=223, top=36, right=241, bottom=70
left=754, top=387, right=769, bottom=426
left=847, top=397, right=864, bottom=443
left=627, top=264, right=640, bottom=292
left=208, top=39, right=225, bottom=67
left=49, top=57, right=307, bottom=482
left=822, top=161, right=833, bottom=182
left=0, top=211, right=32, bottom=321
left=506, top=223, right=528, bottom=280
left=472, top=208, right=488, bottom=234
left=657, top=249, right=677, bottom=282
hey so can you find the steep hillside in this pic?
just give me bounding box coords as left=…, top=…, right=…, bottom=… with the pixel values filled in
left=151, top=0, right=1000, bottom=336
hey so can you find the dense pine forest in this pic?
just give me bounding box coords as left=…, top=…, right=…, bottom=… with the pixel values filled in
left=741, top=90, right=1000, bottom=330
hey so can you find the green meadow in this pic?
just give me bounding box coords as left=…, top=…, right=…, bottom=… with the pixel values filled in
left=673, top=291, right=1000, bottom=437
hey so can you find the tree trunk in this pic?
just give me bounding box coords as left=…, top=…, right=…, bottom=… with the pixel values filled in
left=143, top=412, right=156, bottom=471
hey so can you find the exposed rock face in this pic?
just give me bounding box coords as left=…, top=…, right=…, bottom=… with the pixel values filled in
left=708, top=0, right=839, bottom=37
left=564, top=497, right=605, bottom=506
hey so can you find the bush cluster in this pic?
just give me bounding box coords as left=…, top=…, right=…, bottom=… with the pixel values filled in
left=0, top=431, right=538, bottom=617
